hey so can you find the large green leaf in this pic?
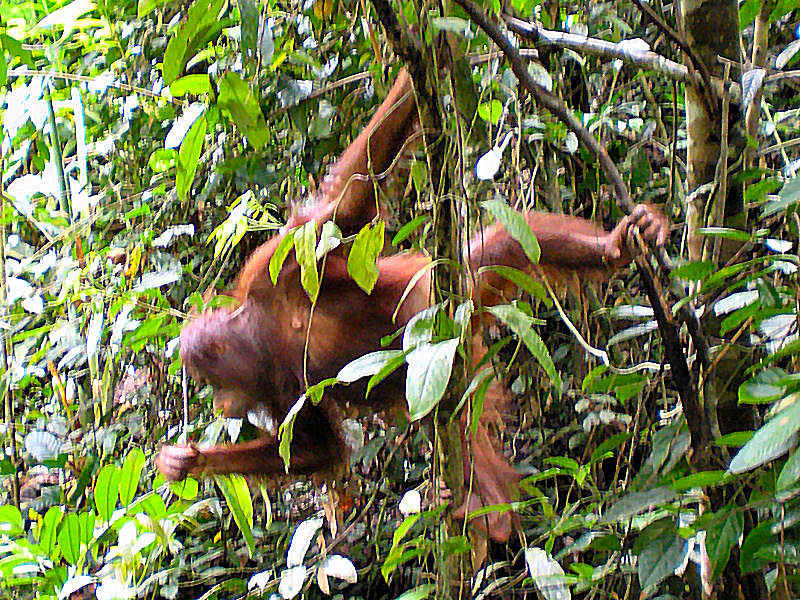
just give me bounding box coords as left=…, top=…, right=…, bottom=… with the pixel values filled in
left=118, top=448, right=145, bottom=507
left=57, top=513, right=81, bottom=565
left=176, top=114, right=207, bottom=200
left=480, top=199, right=540, bottom=263
left=728, top=396, right=800, bottom=473
left=487, top=304, right=562, bottom=390
left=601, top=487, right=676, bottom=523
left=95, top=464, right=121, bottom=521
left=405, top=338, right=459, bottom=420
left=40, top=506, right=63, bottom=560
left=217, top=72, right=269, bottom=149
left=294, top=220, right=319, bottom=301
left=347, top=221, right=385, bottom=293
left=706, top=506, right=743, bottom=582
left=162, top=0, right=227, bottom=84
left=269, top=231, right=296, bottom=285
left=338, top=350, right=404, bottom=383
left=637, top=531, right=685, bottom=590
left=213, top=474, right=255, bottom=557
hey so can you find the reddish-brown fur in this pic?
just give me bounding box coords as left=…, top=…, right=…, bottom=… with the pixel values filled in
left=156, top=68, right=668, bottom=542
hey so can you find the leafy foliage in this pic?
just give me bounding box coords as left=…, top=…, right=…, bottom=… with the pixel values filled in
left=1, top=0, right=800, bottom=598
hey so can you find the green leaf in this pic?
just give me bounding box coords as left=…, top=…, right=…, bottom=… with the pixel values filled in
left=738, top=0, right=761, bottom=27
left=347, top=221, right=385, bottom=293
left=670, top=259, right=715, bottom=281
left=128, top=493, right=167, bottom=518
left=481, top=265, right=550, bottom=305
left=777, top=446, right=800, bottom=490
left=601, top=487, right=676, bottom=523
left=170, top=74, right=211, bottom=97
left=402, top=305, right=440, bottom=352
left=304, top=377, right=337, bottom=404
left=338, top=350, right=404, bottom=383
left=278, top=395, right=306, bottom=471
left=148, top=148, right=177, bottom=172
left=393, top=584, right=435, bottom=600
left=138, top=0, right=169, bottom=17
left=237, top=0, right=258, bottom=59
left=770, top=0, right=800, bottom=22
left=477, top=100, right=503, bottom=125
left=487, top=304, right=562, bottom=390
left=95, top=464, right=121, bottom=521
left=740, top=521, right=774, bottom=573
left=366, top=353, right=407, bottom=398
left=762, top=175, right=800, bottom=216
left=217, top=72, right=269, bottom=149
left=480, top=199, right=540, bottom=263
left=269, top=231, right=296, bottom=285
left=0, top=505, right=23, bottom=537
left=706, top=506, right=744, bottom=581
left=177, top=115, right=207, bottom=200
left=405, top=338, right=460, bottom=421
left=590, top=432, right=632, bottom=464
left=57, top=513, right=81, bottom=565
left=118, top=448, right=145, bottom=507
left=162, top=0, right=227, bottom=84
left=697, top=227, right=752, bottom=242
left=637, top=532, right=686, bottom=589
left=169, top=477, right=199, bottom=499
left=40, top=506, right=63, bottom=560
left=729, top=397, right=800, bottom=473
left=78, top=511, right=95, bottom=546
left=1, top=33, right=34, bottom=69
left=213, top=474, right=255, bottom=557
left=670, top=470, right=727, bottom=491
left=294, top=220, right=319, bottom=301
left=715, top=431, right=753, bottom=447
left=738, top=381, right=786, bottom=405
left=392, top=215, right=428, bottom=246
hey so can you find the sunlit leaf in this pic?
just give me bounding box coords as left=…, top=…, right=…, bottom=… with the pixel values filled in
left=347, top=220, right=385, bottom=293
left=176, top=114, right=207, bottom=200
left=319, top=555, right=357, bottom=583
left=118, top=448, right=145, bottom=507
left=405, top=338, right=460, bottom=420
left=338, top=350, right=404, bottom=383
left=57, top=513, right=81, bottom=565
left=218, top=72, right=269, bottom=149
left=213, top=474, right=255, bottom=557
left=294, top=220, right=319, bottom=301
left=95, top=465, right=121, bottom=521
left=270, top=231, right=296, bottom=285
left=163, top=0, right=227, bottom=84
left=279, top=565, right=306, bottom=599
left=729, top=396, right=800, bottom=473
